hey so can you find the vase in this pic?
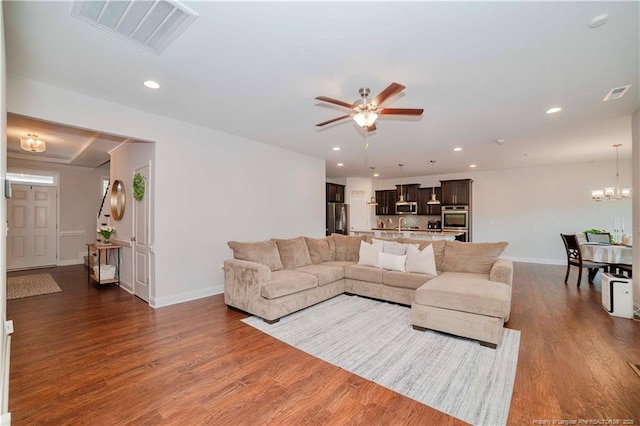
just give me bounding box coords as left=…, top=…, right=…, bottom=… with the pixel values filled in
left=104, top=238, right=110, bottom=244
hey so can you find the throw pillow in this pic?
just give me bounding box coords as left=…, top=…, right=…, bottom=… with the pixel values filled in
left=275, top=236, right=312, bottom=269
left=304, top=236, right=335, bottom=263
left=357, top=240, right=383, bottom=267
left=333, top=234, right=367, bottom=262
left=227, top=239, right=283, bottom=271
left=376, top=251, right=407, bottom=272
left=406, top=244, right=437, bottom=276
left=372, top=238, right=418, bottom=256
left=441, top=240, right=509, bottom=274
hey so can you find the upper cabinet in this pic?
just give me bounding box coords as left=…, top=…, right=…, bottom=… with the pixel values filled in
left=418, top=187, right=442, bottom=215
left=440, top=179, right=472, bottom=205
left=326, top=183, right=345, bottom=203
left=375, top=190, right=397, bottom=215
left=395, top=183, right=420, bottom=203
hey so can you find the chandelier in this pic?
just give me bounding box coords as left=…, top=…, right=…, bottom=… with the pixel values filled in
left=20, top=134, right=46, bottom=153
left=591, top=144, right=631, bottom=201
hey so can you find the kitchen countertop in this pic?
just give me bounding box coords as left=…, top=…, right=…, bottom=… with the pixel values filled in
left=353, top=229, right=464, bottom=236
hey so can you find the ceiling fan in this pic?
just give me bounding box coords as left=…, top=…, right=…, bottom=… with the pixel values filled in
left=315, top=82, right=424, bottom=132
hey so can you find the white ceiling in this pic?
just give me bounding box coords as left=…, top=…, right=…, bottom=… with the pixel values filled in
left=4, top=1, right=639, bottom=178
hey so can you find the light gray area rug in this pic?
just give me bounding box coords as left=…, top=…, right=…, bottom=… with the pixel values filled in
left=7, top=273, right=62, bottom=300
left=243, top=294, right=520, bottom=426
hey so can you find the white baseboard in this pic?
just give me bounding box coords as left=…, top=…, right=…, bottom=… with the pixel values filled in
left=57, top=259, right=84, bottom=267
left=150, top=284, right=224, bottom=309
left=0, top=413, right=10, bottom=425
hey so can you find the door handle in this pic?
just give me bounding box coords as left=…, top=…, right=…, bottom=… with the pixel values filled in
left=131, top=236, right=137, bottom=242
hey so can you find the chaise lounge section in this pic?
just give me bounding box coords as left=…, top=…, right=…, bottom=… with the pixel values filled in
left=224, top=234, right=513, bottom=347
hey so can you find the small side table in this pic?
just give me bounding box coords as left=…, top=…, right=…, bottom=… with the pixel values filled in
left=87, top=243, right=121, bottom=286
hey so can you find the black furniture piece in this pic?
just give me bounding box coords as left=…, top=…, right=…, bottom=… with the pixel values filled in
left=560, top=233, right=609, bottom=286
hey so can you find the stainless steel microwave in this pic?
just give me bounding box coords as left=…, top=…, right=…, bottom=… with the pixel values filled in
left=395, top=202, right=418, bottom=215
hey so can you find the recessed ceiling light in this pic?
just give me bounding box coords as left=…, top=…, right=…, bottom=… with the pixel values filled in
left=524, top=153, right=531, bottom=157
left=495, top=139, right=505, bottom=145
left=546, top=107, right=562, bottom=114
left=337, top=163, right=344, bottom=167
left=373, top=173, right=379, bottom=177
left=589, top=14, right=608, bottom=29
left=143, top=80, right=160, bottom=89
left=453, top=147, right=462, bottom=152
left=469, top=164, right=477, bottom=168
left=332, top=147, right=341, bottom=151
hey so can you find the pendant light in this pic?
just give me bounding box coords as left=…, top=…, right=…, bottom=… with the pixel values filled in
left=591, top=144, right=631, bottom=201
left=368, top=167, right=378, bottom=205
left=396, top=163, right=408, bottom=206
left=427, top=160, right=441, bottom=205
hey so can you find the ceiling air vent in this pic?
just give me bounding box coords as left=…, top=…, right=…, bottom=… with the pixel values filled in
left=71, top=0, right=198, bottom=55
left=603, top=85, right=631, bottom=101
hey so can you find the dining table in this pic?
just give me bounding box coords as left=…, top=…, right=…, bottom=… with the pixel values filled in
left=580, top=242, right=633, bottom=265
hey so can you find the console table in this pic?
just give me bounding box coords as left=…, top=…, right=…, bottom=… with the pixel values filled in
left=86, top=243, right=121, bottom=286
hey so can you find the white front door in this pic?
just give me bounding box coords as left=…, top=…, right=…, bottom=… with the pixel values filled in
left=133, top=165, right=150, bottom=302
left=7, top=185, right=57, bottom=270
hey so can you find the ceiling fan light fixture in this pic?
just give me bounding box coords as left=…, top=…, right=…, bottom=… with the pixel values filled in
left=20, top=134, right=46, bottom=153
left=353, top=111, right=379, bottom=128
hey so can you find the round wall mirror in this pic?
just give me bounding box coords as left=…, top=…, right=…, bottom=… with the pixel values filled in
left=110, top=179, right=126, bottom=221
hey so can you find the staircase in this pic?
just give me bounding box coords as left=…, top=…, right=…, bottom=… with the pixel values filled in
left=96, top=182, right=111, bottom=243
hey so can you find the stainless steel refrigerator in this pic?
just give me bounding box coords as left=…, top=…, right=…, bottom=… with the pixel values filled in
left=326, top=203, right=349, bottom=235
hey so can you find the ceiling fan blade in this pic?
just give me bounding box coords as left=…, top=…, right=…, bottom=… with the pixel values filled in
left=371, top=82, right=406, bottom=106
left=315, top=96, right=353, bottom=109
left=380, top=108, right=424, bottom=116
left=316, top=114, right=352, bottom=127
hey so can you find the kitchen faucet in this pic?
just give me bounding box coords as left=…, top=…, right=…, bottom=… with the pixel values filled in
left=398, top=217, right=406, bottom=232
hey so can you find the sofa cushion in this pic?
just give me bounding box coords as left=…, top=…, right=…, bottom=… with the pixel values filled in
left=344, top=264, right=384, bottom=283
left=305, top=236, right=335, bottom=263
left=228, top=239, right=283, bottom=271
left=442, top=241, right=508, bottom=274
left=376, top=252, right=407, bottom=272
left=382, top=270, right=435, bottom=289
left=406, top=244, right=437, bottom=276
left=261, top=270, right=318, bottom=299
left=276, top=236, right=312, bottom=269
left=415, top=272, right=510, bottom=318
left=292, top=264, right=344, bottom=286
left=358, top=240, right=383, bottom=267
left=401, top=238, right=446, bottom=272
left=373, top=238, right=418, bottom=255
left=333, top=234, right=367, bottom=262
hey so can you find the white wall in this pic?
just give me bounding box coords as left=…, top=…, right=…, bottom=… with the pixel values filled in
left=108, top=141, right=155, bottom=295
left=0, top=5, right=10, bottom=423
left=7, top=159, right=108, bottom=265
left=371, top=160, right=633, bottom=264
left=632, top=109, right=639, bottom=308
left=7, top=75, right=325, bottom=307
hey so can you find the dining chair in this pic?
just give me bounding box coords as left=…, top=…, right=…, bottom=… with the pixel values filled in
left=585, top=232, right=612, bottom=244
left=560, top=233, right=609, bottom=286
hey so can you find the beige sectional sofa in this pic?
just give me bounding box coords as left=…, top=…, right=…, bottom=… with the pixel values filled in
left=225, top=234, right=513, bottom=348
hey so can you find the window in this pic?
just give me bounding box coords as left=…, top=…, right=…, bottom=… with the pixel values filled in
left=6, top=172, right=55, bottom=185
left=102, top=177, right=110, bottom=197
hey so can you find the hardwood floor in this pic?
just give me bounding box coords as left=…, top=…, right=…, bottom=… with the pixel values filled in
left=7, top=263, right=640, bottom=425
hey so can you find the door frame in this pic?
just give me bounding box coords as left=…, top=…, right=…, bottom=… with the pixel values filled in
left=132, top=161, right=153, bottom=303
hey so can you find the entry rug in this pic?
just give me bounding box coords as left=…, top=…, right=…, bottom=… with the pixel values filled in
left=7, top=273, right=62, bottom=300
left=243, top=295, right=520, bottom=426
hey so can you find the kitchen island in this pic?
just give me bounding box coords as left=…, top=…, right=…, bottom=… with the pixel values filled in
left=350, top=229, right=464, bottom=241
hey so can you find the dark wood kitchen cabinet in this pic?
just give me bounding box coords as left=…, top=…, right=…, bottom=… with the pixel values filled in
left=396, top=184, right=420, bottom=203
left=326, top=183, right=345, bottom=203
left=418, top=187, right=442, bottom=215
left=440, top=179, right=472, bottom=205
left=375, top=190, right=397, bottom=215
